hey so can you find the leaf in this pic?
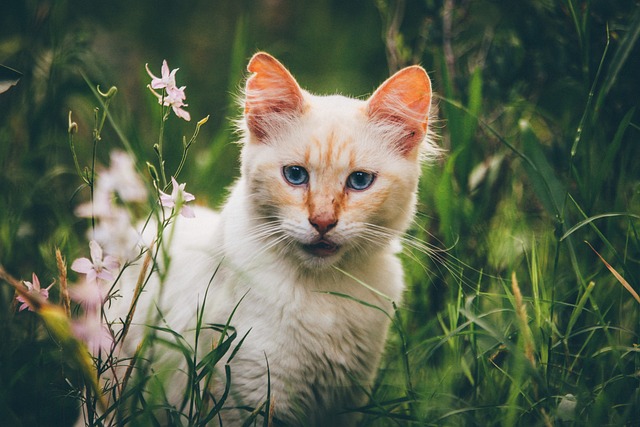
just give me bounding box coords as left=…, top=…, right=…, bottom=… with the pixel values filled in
left=596, top=7, right=640, bottom=111
left=434, top=150, right=460, bottom=243
left=571, top=25, right=609, bottom=158
left=199, top=364, right=232, bottom=424
left=520, top=120, right=565, bottom=217
left=562, top=279, right=594, bottom=371
left=195, top=329, right=236, bottom=383
left=560, top=212, right=640, bottom=241
left=0, top=64, right=22, bottom=94
left=593, top=108, right=635, bottom=197
left=586, top=241, right=640, bottom=304
left=462, top=67, right=483, bottom=147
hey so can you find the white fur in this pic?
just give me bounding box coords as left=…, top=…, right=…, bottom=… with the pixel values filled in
left=104, top=76, right=432, bottom=426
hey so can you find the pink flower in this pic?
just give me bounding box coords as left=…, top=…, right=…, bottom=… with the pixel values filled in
left=71, top=240, right=120, bottom=285
left=72, top=312, right=114, bottom=354
left=159, top=176, right=196, bottom=218
left=164, top=87, right=191, bottom=121
left=146, top=59, right=178, bottom=90
left=149, top=85, right=191, bottom=121
left=69, top=278, right=108, bottom=310
left=146, top=60, right=191, bottom=121
left=16, top=273, right=53, bottom=312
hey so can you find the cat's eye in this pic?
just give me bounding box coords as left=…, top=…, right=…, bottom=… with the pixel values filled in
left=282, top=165, right=309, bottom=186
left=346, top=171, right=375, bottom=191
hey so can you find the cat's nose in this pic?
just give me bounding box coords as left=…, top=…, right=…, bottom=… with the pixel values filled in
left=309, top=214, right=337, bottom=235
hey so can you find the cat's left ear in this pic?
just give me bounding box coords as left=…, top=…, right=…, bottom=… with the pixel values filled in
left=244, top=52, right=305, bottom=142
left=366, top=66, right=432, bottom=156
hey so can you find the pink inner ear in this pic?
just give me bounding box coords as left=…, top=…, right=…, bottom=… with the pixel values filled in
left=367, top=66, right=432, bottom=155
left=244, top=53, right=305, bottom=141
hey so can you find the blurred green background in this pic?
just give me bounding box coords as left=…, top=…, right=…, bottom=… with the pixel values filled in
left=1, top=0, right=640, bottom=425
left=2, top=0, right=639, bottom=279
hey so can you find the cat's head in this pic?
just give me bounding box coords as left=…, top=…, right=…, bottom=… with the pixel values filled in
left=238, top=52, right=437, bottom=269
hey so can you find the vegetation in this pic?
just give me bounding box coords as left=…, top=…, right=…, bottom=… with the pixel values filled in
left=1, top=0, right=639, bottom=425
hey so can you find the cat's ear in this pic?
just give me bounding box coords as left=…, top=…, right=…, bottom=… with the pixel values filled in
left=244, top=52, right=305, bottom=141
left=366, top=66, right=432, bottom=156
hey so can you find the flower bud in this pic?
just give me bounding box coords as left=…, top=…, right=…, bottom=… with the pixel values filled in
left=146, top=162, right=159, bottom=183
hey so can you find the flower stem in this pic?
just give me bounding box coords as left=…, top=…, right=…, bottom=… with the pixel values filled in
left=155, top=92, right=170, bottom=189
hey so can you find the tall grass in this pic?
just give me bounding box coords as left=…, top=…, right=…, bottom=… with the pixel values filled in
left=1, top=0, right=639, bottom=425
left=363, top=1, right=640, bottom=425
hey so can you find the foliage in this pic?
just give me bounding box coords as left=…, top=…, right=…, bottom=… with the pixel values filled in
left=1, top=0, right=639, bottom=425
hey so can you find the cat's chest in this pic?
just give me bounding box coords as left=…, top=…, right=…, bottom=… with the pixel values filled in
left=243, top=279, right=369, bottom=345
left=232, top=281, right=381, bottom=400
left=226, top=268, right=385, bottom=368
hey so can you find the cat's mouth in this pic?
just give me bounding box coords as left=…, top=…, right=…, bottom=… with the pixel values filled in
left=302, top=239, right=340, bottom=258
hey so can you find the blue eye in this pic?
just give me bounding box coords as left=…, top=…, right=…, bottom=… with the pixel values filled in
left=283, top=165, right=309, bottom=186
left=347, top=171, right=375, bottom=191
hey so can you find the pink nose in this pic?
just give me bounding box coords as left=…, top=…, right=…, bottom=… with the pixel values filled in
left=309, top=215, right=337, bottom=235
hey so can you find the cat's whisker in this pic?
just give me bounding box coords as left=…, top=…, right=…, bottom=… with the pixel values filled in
left=357, top=222, right=482, bottom=289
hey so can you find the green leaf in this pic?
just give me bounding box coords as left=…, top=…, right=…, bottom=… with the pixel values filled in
left=434, top=150, right=461, bottom=243
left=596, top=7, right=640, bottom=111
left=520, top=120, right=565, bottom=218
left=593, top=108, right=635, bottom=197
left=195, top=329, right=236, bottom=383
left=560, top=212, right=640, bottom=241
left=462, top=67, right=483, bottom=147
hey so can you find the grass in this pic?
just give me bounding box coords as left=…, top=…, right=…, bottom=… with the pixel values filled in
left=1, top=0, right=639, bottom=425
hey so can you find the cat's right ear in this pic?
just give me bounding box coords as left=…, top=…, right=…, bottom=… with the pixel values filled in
left=366, top=66, right=432, bottom=157
left=244, top=52, right=305, bottom=142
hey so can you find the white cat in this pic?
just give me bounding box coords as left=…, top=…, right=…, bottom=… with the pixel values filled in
left=107, top=52, right=435, bottom=426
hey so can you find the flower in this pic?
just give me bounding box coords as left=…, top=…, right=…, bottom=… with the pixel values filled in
left=159, top=176, right=196, bottom=218
left=101, top=151, right=147, bottom=203
left=92, top=207, right=143, bottom=260
left=71, top=240, right=120, bottom=285
left=68, top=278, right=108, bottom=310
left=75, top=151, right=147, bottom=219
left=147, top=60, right=191, bottom=121
left=89, top=207, right=142, bottom=260
left=164, top=86, right=191, bottom=121
left=149, top=84, right=191, bottom=121
left=146, top=59, right=178, bottom=90
left=72, top=311, right=114, bottom=354
left=16, top=273, right=53, bottom=312
left=74, top=181, right=113, bottom=219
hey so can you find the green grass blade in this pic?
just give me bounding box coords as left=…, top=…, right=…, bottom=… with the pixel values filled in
left=571, top=25, right=610, bottom=158
left=520, top=121, right=566, bottom=218
left=596, top=7, right=640, bottom=111
left=560, top=212, right=640, bottom=241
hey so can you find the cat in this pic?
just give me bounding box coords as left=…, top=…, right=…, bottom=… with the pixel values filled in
left=106, top=52, right=435, bottom=426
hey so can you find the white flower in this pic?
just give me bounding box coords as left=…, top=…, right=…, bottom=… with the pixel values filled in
left=92, top=207, right=143, bottom=261
left=101, top=151, right=147, bottom=203
left=75, top=151, right=147, bottom=219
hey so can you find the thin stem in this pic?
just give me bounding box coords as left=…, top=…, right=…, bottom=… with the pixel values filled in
left=155, top=92, right=170, bottom=189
